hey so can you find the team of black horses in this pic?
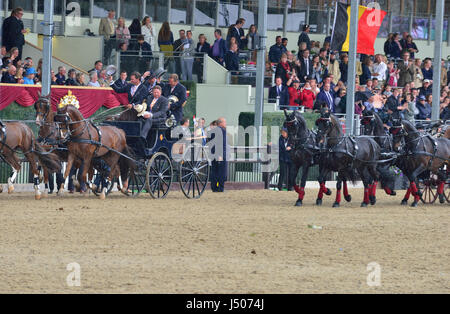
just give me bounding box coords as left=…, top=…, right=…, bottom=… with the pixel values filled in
left=284, top=108, right=450, bottom=207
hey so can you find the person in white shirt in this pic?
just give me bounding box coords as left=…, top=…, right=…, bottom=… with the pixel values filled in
left=372, top=54, right=387, bottom=82
left=88, top=71, right=100, bottom=87
left=141, top=16, right=155, bottom=52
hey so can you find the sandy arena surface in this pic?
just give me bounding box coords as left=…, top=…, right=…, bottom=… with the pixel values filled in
left=0, top=188, right=448, bottom=294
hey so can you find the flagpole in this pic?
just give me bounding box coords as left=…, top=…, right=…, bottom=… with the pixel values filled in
left=432, top=0, right=444, bottom=121
left=345, top=0, right=359, bottom=135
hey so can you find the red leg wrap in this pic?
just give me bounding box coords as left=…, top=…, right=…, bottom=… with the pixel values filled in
left=437, top=181, right=445, bottom=195
left=410, top=182, right=418, bottom=196
left=318, top=183, right=325, bottom=199
left=363, top=188, right=370, bottom=204
left=335, top=189, right=341, bottom=204
left=404, top=187, right=411, bottom=200
left=372, top=181, right=378, bottom=197
left=384, top=187, right=392, bottom=195
left=343, top=181, right=349, bottom=197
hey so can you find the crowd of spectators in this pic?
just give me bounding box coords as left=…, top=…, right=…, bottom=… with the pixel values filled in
left=1, top=6, right=449, bottom=123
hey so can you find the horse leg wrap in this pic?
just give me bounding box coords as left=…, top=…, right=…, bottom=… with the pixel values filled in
left=363, top=188, right=370, bottom=204
left=410, top=182, right=419, bottom=196
left=343, top=181, right=349, bottom=197
left=317, top=183, right=325, bottom=199
left=404, top=187, right=411, bottom=200
left=437, top=181, right=445, bottom=195
left=335, top=189, right=341, bottom=204
left=371, top=182, right=378, bottom=197
left=384, top=187, right=393, bottom=195
left=294, top=185, right=305, bottom=200
left=34, top=175, right=41, bottom=200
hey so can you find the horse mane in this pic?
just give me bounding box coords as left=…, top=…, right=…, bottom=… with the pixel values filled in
left=372, top=112, right=385, bottom=136
left=402, top=119, right=418, bottom=136
left=330, top=114, right=343, bottom=136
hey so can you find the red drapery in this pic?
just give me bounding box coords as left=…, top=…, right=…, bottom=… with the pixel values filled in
left=0, top=84, right=129, bottom=117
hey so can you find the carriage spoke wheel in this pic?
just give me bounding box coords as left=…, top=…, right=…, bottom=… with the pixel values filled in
left=127, top=164, right=147, bottom=197
left=146, top=152, right=173, bottom=199
left=179, top=145, right=210, bottom=199
left=420, top=179, right=438, bottom=204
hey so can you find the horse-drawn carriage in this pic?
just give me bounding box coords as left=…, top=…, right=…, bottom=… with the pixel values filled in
left=102, top=119, right=210, bottom=199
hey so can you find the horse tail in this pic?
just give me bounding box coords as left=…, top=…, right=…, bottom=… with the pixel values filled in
left=119, top=145, right=136, bottom=182
left=33, top=142, right=62, bottom=173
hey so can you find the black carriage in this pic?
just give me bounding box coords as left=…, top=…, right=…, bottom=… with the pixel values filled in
left=104, top=120, right=210, bottom=199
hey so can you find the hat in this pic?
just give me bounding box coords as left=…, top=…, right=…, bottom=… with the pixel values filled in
left=25, top=67, right=37, bottom=76
left=281, top=127, right=288, bottom=133
left=419, top=95, right=426, bottom=100
left=134, top=101, right=148, bottom=117
left=423, top=79, right=431, bottom=83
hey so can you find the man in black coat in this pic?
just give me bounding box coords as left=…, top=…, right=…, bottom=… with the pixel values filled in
left=298, top=49, right=313, bottom=83
left=278, top=128, right=295, bottom=191
left=162, top=73, right=187, bottom=124
left=1, top=65, right=17, bottom=83
left=140, top=85, right=169, bottom=139
left=129, top=35, right=152, bottom=72
left=227, top=18, right=246, bottom=49
left=224, top=43, right=240, bottom=72
left=269, top=77, right=290, bottom=109
left=297, top=24, right=311, bottom=51
left=210, top=117, right=228, bottom=192
left=114, top=71, right=128, bottom=89
left=1, top=7, right=25, bottom=60
left=111, top=71, right=149, bottom=110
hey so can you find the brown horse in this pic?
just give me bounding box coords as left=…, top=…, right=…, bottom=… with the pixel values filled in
left=54, top=104, right=133, bottom=199
left=0, top=119, right=61, bottom=199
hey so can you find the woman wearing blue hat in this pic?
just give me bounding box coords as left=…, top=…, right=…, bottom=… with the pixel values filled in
left=23, top=67, right=36, bottom=84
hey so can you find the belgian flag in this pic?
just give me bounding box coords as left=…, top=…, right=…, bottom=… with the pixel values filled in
left=331, top=2, right=387, bottom=56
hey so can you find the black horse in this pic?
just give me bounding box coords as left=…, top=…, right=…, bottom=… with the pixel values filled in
left=390, top=119, right=450, bottom=206
left=283, top=110, right=332, bottom=206
left=360, top=110, right=397, bottom=198
left=315, top=108, right=382, bottom=207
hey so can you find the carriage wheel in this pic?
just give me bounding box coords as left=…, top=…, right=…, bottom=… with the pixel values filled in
left=179, top=145, right=210, bottom=199
left=420, top=178, right=438, bottom=204
left=146, top=152, right=173, bottom=199
left=127, top=164, right=147, bottom=197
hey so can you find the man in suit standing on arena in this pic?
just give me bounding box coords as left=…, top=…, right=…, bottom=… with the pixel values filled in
left=210, top=117, right=228, bottom=192
left=1, top=7, right=25, bottom=60
left=162, top=73, right=187, bottom=124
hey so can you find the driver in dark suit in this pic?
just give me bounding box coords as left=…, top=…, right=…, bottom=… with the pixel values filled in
left=162, top=73, right=186, bottom=123
left=140, top=85, right=169, bottom=139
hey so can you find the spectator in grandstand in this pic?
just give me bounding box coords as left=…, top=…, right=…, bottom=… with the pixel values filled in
left=173, top=29, right=188, bottom=76
left=116, top=17, right=131, bottom=46
left=339, top=53, right=349, bottom=84
left=399, top=93, right=417, bottom=122
left=227, top=18, right=246, bottom=49
left=98, top=70, right=111, bottom=87
left=421, top=58, right=433, bottom=81
left=246, top=24, right=258, bottom=52
left=180, top=30, right=195, bottom=81
left=113, top=70, right=127, bottom=89
left=298, top=81, right=315, bottom=110
left=359, top=56, right=372, bottom=86
left=55, top=66, right=66, bottom=85
left=384, top=33, right=394, bottom=57
left=297, top=24, right=311, bottom=51
left=65, top=69, right=77, bottom=86
left=404, top=35, right=418, bottom=59
left=327, top=51, right=341, bottom=85
left=282, top=38, right=289, bottom=51
left=311, top=55, right=324, bottom=84
left=1, top=7, right=25, bottom=60
left=22, top=67, right=36, bottom=85
left=75, top=72, right=86, bottom=86
left=390, top=33, right=403, bottom=59
left=269, top=36, right=286, bottom=64
left=162, top=73, right=186, bottom=123
left=287, top=79, right=302, bottom=108
left=416, top=95, right=432, bottom=120
left=128, top=18, right=142, bottom=43
left=269, top=77, right=289, bottom=109
left=441, top=100, right=450, bottom=121
left=130, top=34, right=153, bottom=72
left=225, top=43, right=239, bottom=72
left=1, top=65, right=16, bottom=83
left=334, top=88, right=347, bottom=114
left=99, top=10, right=116, bottom=63
left=387, top=60, right=399, bottom=87
left=309, top=78, right=320, bottom=96
left=7, top=47, right=20, bottom=65
left=194, top=34, right=210, bottom=83
left=50, top=70, right=58, bottom=85
left=399, top=32, right=409, bottom=49
left=23, top=56, right=32, bottom=70
left=209, top=29, right=227, bottom=66
left=299, top=49, right=313, bottom=83
left=412, top=58, right=424, bottom=88
left=118, top=42, right=133, bottom=75
left=141, top=16, right=155, bottom=51
left=386, top=88, right=402, bottom=113
left=419, top=79, right=433, bottom=97
left=158, top=21, right=174, bottom=56
left=89, top=60, right=103, bottom=77
left=88, top=71, right=100, bottom=87
left=371, top=54, right=387, bottom=83
left=398, top=51, right=414, bottom=87
left=316, top=82, right=335, bottom=112
left=275, top=53, right=293, bottom=85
